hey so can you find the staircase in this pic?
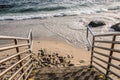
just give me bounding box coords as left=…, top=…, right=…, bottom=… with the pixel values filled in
left=0, top=28, right=120, bottom=80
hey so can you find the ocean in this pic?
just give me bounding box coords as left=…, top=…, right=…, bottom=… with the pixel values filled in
left=0, top=0, right=120, bottom=20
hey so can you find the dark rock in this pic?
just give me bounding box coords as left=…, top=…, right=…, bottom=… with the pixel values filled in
left=68, top=64, right=74, bottom=66
left=111, top=23, right=120, bottom=31
left=88, top=20, right=106, bottom=27
left=38, top=50, right=44, bottom=56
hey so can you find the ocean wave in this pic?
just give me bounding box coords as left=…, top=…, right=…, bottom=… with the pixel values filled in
left=0, top=8, right=109, bottom=21
left=0, top=1, right=120, bottom=21
left=0, top=6, right=67, bottom=14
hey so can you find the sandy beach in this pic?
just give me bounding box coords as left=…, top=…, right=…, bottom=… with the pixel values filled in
left=0, top=11, right=120, bottom=80
left=0, top=12, right=120, bottom=48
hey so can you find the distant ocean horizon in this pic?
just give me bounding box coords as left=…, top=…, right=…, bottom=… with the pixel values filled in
left=0, top=0, right=120, bottom=20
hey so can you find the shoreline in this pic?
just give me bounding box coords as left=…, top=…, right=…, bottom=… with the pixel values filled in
left=0, top=11, right=120, bottom=48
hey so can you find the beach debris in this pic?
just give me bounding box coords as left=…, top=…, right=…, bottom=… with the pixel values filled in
left=35, top=49, right=74, bottom=68
left=79, top=60, right=85, bottom=63
left=88, top=20, right=106, bottom=27
left=98, top=75, right=105, bottom=79
left=111, top=23, right=120, bottom=31
left=28, top=78, right=34, bottom=80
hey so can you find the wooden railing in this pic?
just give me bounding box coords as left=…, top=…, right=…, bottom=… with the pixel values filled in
left=0, top=30, right=33, bottom=80
left=86, top=26, right=120, bottom=80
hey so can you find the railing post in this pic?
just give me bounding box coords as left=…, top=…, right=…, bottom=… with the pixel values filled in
left=86, top=27, right=88, bottom=39
left=14, top=39, right=25, bottom=79
left=105, top=35, right=116, bottom=80
left=90, top=36, right=95, bottom=67
left=28, top=29, right=32, bottom=52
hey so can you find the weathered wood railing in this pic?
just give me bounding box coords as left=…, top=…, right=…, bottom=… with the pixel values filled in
left=0, top=30, right=33, bottom=80
left=86, top=26, right=120, bottom=80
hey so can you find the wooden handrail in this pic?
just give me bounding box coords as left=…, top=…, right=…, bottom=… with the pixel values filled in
left=86, top=26, right=120, bottom=79
left=0, top=36, right=29, bottom=40
left=94, top=33, right=120, bottom=37
left=0, top=43, right=30, bottom=51
left=87, top=26, right=95, bottom=36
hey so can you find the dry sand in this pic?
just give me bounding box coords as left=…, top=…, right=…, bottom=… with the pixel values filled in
left=32, top=40, right=90, bottom=66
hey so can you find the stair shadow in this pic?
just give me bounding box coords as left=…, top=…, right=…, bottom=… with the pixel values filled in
left=33, top=67, right=100, bottom=80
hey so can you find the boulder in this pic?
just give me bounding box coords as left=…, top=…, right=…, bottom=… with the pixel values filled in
left=111, top=23, right=120, bottom=31
left=88, top=20, right=106, bottom=27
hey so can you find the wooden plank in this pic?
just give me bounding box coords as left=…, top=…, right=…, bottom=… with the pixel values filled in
left=0, top=36, right=29, bottom=40
left=0, top=54, right=31, bottom=77
left=0, top=43, right=30, bottom=51
left=0, top=49, right=30, bottom=64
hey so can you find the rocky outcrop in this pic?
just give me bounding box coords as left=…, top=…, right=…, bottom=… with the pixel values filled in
left=35, top=49, right=74, bottom=68
left=88, top=20, right=106, bottom=27
left=111, top=23, right=120, bottom=31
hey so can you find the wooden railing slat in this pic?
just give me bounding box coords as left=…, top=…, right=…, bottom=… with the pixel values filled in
left=92, top=65, right=112, bottom=80
left=94, top=45, right=120, bottom=53
left=0, top=43, right=30, bottom=51
left=9, top=59, right=32, bottom=80
left=94, top=33, right=120, bottom=37
left=0, top=36, right=29, bottom=40
left=108, top=70, right=120, bottom=78
left=93, top=56, right=108, bottom=64
left=94, top=40, right=120, bottom=44
left=87, top=26, right=120, bottom=79
left=0, top=49, right=30, bottom=64
left=17, top=64, right=33, bottom=80
left=94, top=51, right=120, bottom=61
left=25, top=67, right=33, bottom=80
left=0, top=54, right=31, bottom=77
